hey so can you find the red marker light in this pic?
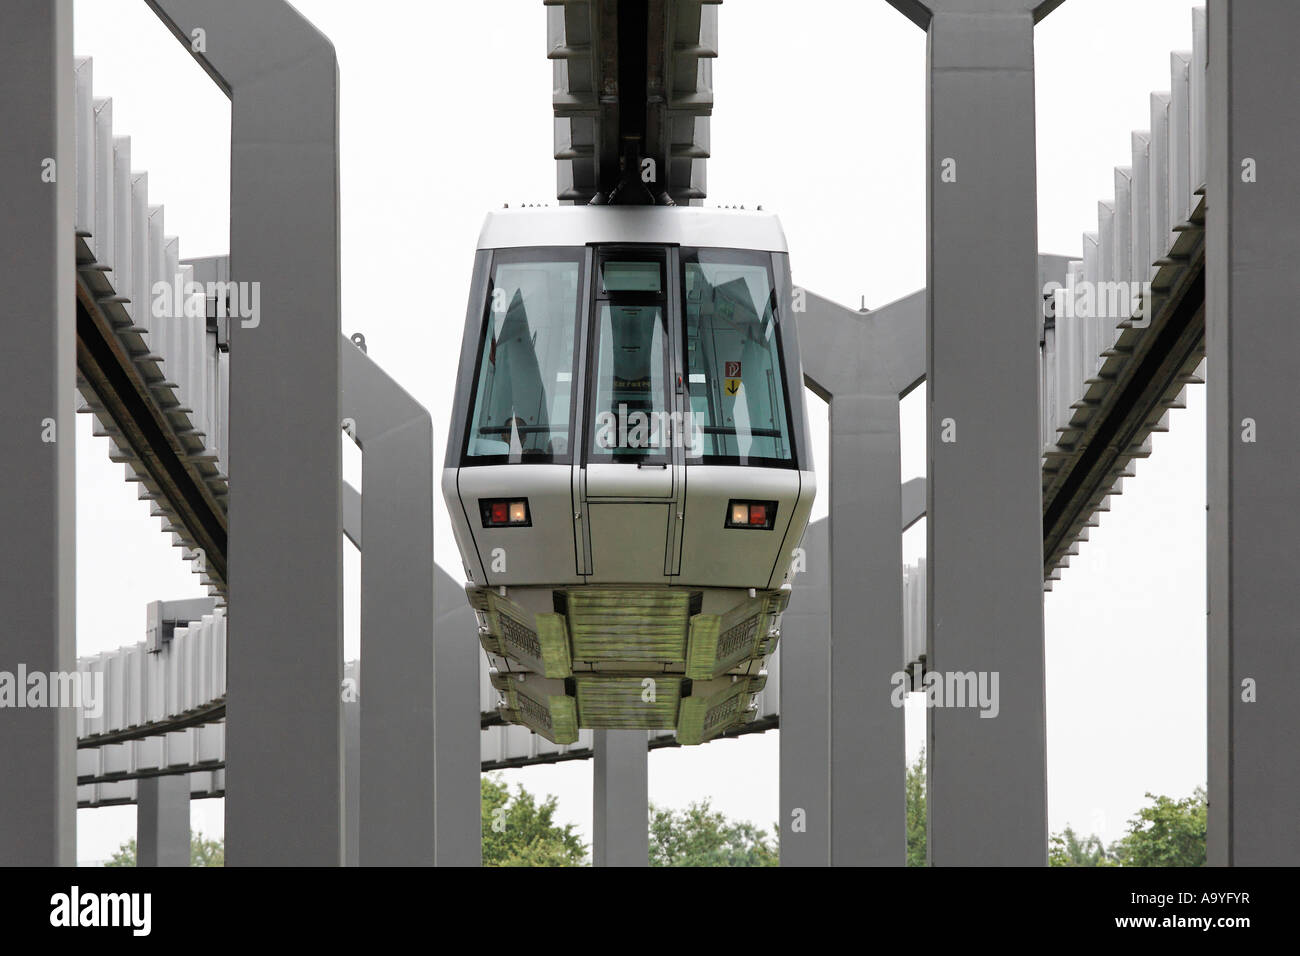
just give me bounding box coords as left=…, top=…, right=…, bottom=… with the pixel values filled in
left=481, top=498, right=531, bottom=528
left=725, top=499, right=777, bottom=530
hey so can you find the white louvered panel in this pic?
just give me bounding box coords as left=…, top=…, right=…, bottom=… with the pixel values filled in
left=112, top=136, right=133, bottom=316
left=92, top=98, right=114, bottom=267
left=148, top=204, right=167, bottom=371
left=1130, top=134, right=1150, bottom=282
left=1149, top=92, right=1171, bottom=268
left=74, top=57, right=94, bottom=235
left=1114, top=167, right=1133, bottom=288
left=1170, top=51, right=1192, bottom=227
left=1190, top=7, right=1207, bottom=197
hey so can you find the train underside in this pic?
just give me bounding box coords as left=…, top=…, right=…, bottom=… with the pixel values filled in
left=470, top=582, right=789, bottom=744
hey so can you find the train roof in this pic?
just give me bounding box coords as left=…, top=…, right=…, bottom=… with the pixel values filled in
left=476, top=205, right=788, bottom=253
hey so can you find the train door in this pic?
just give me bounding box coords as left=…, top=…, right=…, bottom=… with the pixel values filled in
left=575, top=246, right=685, bottom=582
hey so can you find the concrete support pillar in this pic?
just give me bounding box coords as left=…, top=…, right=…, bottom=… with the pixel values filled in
left=137, top=776, right=190, bottom=867
left=829, top=394, right=908, bottom=864
left=593, top=730, right=648, bottom=867
left=787, top=290, right=924, bottom=865
left=886, top=0, right=1061, bottom=866
left=341, top=339, right=437, bottom=865
left=145, top=0, right=345, bottom=864
left=0, top=0, right=76, bottom=867
left=344, top=684, right=360, bottom=867
left=778, top=519, right=832, bottom=865
left=1205, top=0, right=1300, bottom=866
left=433, top=569, right=484, bottom=866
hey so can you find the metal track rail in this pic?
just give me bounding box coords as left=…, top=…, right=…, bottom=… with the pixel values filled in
left=75, top=243, right=229, bottom=591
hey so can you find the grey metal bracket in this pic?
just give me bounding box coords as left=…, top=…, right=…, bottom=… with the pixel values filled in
left=146, top=597, right=219, bottom=653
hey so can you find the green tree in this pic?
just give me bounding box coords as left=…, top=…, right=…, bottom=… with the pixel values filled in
left=906, top=749, right=927, bottom=867
left=481, top=775, right=587, bottom=866
left=1108, top=787, right=1207, bottom=867
left=104, top=832, right=225, bottom=867
left=648, top=799, right=778, bottom=866
left=1049, top=826, right=1114, bottom=867
left=104, top=840, right=136, bottom=868
left=190, top=833, right=224, bottom=866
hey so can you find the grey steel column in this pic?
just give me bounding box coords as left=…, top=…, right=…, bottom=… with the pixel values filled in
left=341, top=492, right=359, bottom=865
left=145, top=0, right=345, bottom=864
left=0, top=0, right=76, bottom=867
left=344, top=689, right=360, bottom=867
left=886, top=0, right=1060, bottom=866
left=592, top=730, right=648, bottom=867
left=793, top=291, right=924, bottom=866
left=434, top=566, right=484, bottom=866
left=342, top=487, right=359, bottom=864
left=340, top=338, right=436, bottom=865
left=137, top=776, right=190, bottom=867
left=830, top=395, right=906, bottom=864
left=778, top=519, right=831, bottom=865
left=1206, top=0, right=1300, bottom=866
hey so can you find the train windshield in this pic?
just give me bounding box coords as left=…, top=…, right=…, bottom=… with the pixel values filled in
left=464, top=249, right=583, bottom=463
left=681, top=248, right=794, bottom=466
left=461, top=245, right=796, bottom=469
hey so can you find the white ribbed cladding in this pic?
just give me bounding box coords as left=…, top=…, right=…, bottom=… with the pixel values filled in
left=78, top=770, right=226, bottom=810
left=74, top=645, right=356, bottom=806
left=903, top=561, right=926, bottom=674
left=74, top=58, right=94, bottom=236
left=75, top=608, right=227, bottom=744
left=1039, top=6, right=1209, bottom=584
left=75, top=609, right=227, bottom=808
left=71, top=57, right=230, bottom=596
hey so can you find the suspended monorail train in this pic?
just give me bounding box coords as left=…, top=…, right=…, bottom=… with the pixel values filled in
left=443, top=205, right=815, bottom=745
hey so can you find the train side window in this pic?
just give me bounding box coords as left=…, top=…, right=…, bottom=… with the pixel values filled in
left=680, top=249, right=795, bottom=467
left=463, top=250, right=582, bottom=464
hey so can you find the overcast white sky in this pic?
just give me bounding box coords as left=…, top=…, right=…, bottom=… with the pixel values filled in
left=71, top=0, right=1208, bottom=862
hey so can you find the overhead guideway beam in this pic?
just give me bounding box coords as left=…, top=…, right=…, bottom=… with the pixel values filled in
left=551, top=0, right=716, bottom=205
